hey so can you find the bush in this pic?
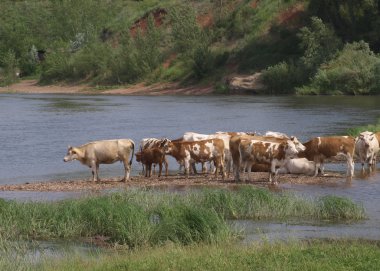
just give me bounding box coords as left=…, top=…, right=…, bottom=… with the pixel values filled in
left=262, top=61, right=301, bottom=94
left=301, top=41, right=380, bottom=95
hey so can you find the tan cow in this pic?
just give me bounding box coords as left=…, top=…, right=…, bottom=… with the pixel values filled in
left=298, top=136, right=355, bottom=177
left=164, top=138, right=225, bottom=179
left=63, top=139, right=134, bottom=182
left=239, top=138, right=301, bottom=184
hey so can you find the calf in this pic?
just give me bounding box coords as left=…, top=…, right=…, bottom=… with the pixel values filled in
left=355, top=131, right=380, bottom=171
left=139, top=137, right=170, bottom=174
left=63, top=139, right=134, bottom=182
left=135, top=148, right=168, bottom=177
left=239, top=138, right=300, bottom=184
left=277, top=158, right=316, bottom=176
left=299, top=136, right=355, bottom=177
left=165, top=138, right=225, bottom=179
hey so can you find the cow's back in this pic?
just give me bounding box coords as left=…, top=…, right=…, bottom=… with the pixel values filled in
left=88, top=139, right=134, bottom=163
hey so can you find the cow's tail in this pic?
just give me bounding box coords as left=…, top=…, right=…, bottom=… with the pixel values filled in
left=130, top=141, right=135, bottom=166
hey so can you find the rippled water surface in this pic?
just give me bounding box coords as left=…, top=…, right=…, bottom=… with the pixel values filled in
left=1, top=94, right=380, bottom=241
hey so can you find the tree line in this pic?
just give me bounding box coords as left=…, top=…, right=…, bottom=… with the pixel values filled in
left=0, top=0, right=380, bottom=95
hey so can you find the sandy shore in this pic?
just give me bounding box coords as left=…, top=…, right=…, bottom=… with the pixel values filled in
left=0, top=80, right=215, bottom=95
left=0, top=172, right=347, bottom=192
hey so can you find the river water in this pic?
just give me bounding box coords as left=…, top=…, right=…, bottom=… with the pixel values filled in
left=1, top=94, right=380, bottom=241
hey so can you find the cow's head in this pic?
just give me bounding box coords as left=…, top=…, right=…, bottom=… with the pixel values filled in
left=290, top=136, right=306, bottom=152
left=135, top=151, right=142, bottom=163
left=163, top=141, right=174, bottom=154
left=63, top=146, right=80, bottom=162
left=358, top=132, right=376, bottom=149
left=284, top=140, right=299, bottom=158
left=159, top=138, right=171, bottom=149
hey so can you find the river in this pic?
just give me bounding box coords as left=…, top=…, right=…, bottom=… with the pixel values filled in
left=0, top=93, right=380, bottom=241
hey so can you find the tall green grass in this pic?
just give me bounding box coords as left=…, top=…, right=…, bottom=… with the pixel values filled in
left=346, top=118, right=380, bottom=136
left=33, top=240, right=380, bottom=271
left=0, top=187, right=366, bottom=247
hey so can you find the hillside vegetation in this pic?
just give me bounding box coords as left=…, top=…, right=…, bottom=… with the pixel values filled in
left=1, top=0, right=380, bottom=94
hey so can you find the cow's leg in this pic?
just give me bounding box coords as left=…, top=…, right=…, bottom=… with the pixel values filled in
left=184, top=159, right=190, bottom=178
left=220, top=158, right=226, bottom=180
left=141, top=163, right=145, bottom=176
left=90, top=161, right=99, bottom=182
left=201, top=162, right=207, bottom=174
left=145, top=164, right=149, bottom=177
left=214, top=159, right=219, bottom=179
left=226, top=157, right=232, bottom=178
left=164, top=157, right=168, bottom=177
left=153, top=164, right=156, bottom=175
left=246, top=162, right=253, bottom=182
left=158, top=162, right=162, bottom=177
left=346, top=154, right=354, bottom=177
left=123, top=161, right=131, bottom=182
left=269, top=162, right=276, bottom=184
left=191, top=162, right=197, bottom=174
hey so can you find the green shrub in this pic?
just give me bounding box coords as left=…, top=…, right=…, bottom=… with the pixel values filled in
left=302, top=41, right=380, bottom=95
left=262, top=61, right=301, bottom=94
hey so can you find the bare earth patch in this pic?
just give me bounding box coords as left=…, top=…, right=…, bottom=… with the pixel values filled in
left=0, top=172, right=346, bottom=192
left=0, top=80, right=215, bottom=95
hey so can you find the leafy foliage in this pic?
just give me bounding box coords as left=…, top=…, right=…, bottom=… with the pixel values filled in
left=299, top=41, right=380, bottom=95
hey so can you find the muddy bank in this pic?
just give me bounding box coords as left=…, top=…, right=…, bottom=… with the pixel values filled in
left=0, top=80, right=215, bottom=95
left=0, top=172, right=346, bottom=192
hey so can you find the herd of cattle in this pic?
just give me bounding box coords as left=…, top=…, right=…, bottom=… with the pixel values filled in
left=63, top=130, right=380, bottom=184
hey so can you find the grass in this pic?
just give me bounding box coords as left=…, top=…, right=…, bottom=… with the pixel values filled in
left=346, top=117, right=380, bottom=136
left=0, top=187, right=366, bottom=247
left=22, top=240, right=380, bottom=270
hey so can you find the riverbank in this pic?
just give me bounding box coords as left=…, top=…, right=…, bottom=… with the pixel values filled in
left=0, top=172, right=346, bottom=192
left=0, top=80, right=215, bottom=95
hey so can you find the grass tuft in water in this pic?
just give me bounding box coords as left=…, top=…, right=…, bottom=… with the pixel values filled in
left=0, top=187, right=366, bottom=247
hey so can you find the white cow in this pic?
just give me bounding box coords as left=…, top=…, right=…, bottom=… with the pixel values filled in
left=277, top=158, right=316, bottom=176
left=355, top=131, right=380, bottom=171
left=63, top=139, right=135, bottom=182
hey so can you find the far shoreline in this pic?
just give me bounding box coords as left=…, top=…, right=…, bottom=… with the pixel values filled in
left=0, top=79, right=216, bottom=96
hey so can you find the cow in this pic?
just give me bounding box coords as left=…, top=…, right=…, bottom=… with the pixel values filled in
left=264, top=131, right=289, bottom=138
left=164, top=138, right=226, bottom=179
left=182, top=132, right=232, bottom=175
left=355, top=131, right=380, bottom=171
left=138, top=137, right=170, bottom=175
left=239, top=138, right=301, bottom=184
left=298, top=136, right=355, bottom=177
left=230, top=134, right=305, bottom=181
left=277, top=158, right=316, bottom=176
left=63, top=139, right=135, bottom=182
left=135, top=147, right=168, bottom=177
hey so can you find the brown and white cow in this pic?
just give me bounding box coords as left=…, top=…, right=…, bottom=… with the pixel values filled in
left=239, top=138, right=301, bottom=184
left=164, top=138, right=226, bottom=179
left=63, top=139, right=134, bottom=182
left=229, top=134, right=305, bottom=181
left=355, top=131, right=380, bottom=171
left=135, top=147, right=168, bottom=177
left=298, top=136, right=355, bottom=177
